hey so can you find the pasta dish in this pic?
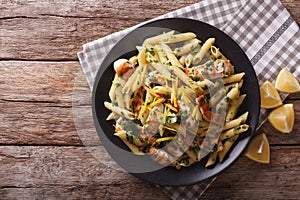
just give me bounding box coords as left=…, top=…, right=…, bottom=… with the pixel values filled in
left=104, top=31, right=249, bottom=169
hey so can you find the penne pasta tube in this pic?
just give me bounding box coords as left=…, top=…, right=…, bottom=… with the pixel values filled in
left=220, top=124, right=249, bottom=141
left=137, top=48, right=147, bottom=66
left=174, top=39, right=200, bottom=56
left=160, top=43, right=184, bottom=69
left=131, top=66, right=145, bottom=92
left=197, top=79, right=214, bottom=89
left=114, top=80, right=126, bottom=108
left=108, top=74, right=118, bottom=102
left=226, top=94, right=246, bottom=121
left=104, top=102, right=135, bottom=120
left=224, top=79, right=244, bottom=94
left=210, top=46, right=225, bottom=60
left=223, top=118, right=243, bottom=131
left=138, top=105, right=150, bottom=125
left=209, top=88, right=226, bottom=107
left=185, top=148, right=198, bottom=163
left=122, top=65, right=141, bottom=94
left=226, top=83, right=239, bottom=101
left=218, top=135, right=239, bottom=162
left=205, top=151, right=218, bottom=167
left=161, top=32, right=197, bottom=44
left=215, top=83, right=239, bottom=116
left=179, top=54, right=187, bottom=66
left=114, top=131, right=144, bottom=155
left=106, top=112, right=117, bottom=120
left=193, top=38, right=215, bottom=64
left=238, top=111, right=249, bottom=123
left=155, top=45, right=169, bottom=65
left=129, top=56, right=138, bottom=66
left=223, top=72, right=245, bottom=84
left=168, top=65, right=199, bottom=90
left=185, top=53, right=194, bottom=68
left=142, top=30, right=175, bottom=46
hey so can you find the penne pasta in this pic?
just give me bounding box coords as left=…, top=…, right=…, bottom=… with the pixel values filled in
left=184, top=53, right=194, bottom=68
left=114, top=131, right=144, bottom=155
left=223, top=72, right=245, bottom=84
left=106, top=112, right=117, bottom=120
left=223, top=118, right=243, bottom=131
left=205, top=151, right=218, bottom=167
left=104, top=102, right=135, bottom=120
left=142, top=30, right=175, bottom=46
left=168, top=65, right=199, bottom=90
left=137, top=48, right=147, bottom=66
left=226, top=94, right=247, bottom=121
left=161, top=32, right=197, bottom=43
left=104, top=31, right=249, bottom=170
left=220, top=124, right=249, bottom=141
left=193, top=38, right=215, bottom=64
left=218, top=135, right=239, bottom=162
left=160, top=43, right=184, bottom=69
left=174, top=39, right=200, bottom=56
left=238, top=111, right=249, bottom=123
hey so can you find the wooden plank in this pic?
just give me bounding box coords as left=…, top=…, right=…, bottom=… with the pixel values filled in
left=0, top=146, right=299, bottom=199
left=0, top=101, right=100, bottom=145
left=0, top=0, right=198, bottom=19
left=0, top=0, right=299, bottom=60
left=0, top=0, right=199, bottom=60
left=0, top=61, right=96, bottom=145
left=0, top=146, right=168, bottom=200
left=0, top=61, right=88, bottom=104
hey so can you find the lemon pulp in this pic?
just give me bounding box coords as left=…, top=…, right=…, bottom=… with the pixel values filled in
left=275, top=67, right=300, bottom=93
left=267, top=104, right=294, bottom=133
left=260, top=80, right=282, bottom=109
left=245, top=133, right=270, bottom=164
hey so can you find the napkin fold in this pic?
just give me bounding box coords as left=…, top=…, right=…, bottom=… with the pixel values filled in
left=78, top=0, right=300, bottom=199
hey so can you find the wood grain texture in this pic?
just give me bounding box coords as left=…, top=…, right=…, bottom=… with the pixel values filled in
left=0, top=0, right=200, bottom=60
left=0, top=0, right=299, bottom=60
left=0, top=146, right=299, bottom=199
left=0, top=146, right=168, bottom=200
left=0, top=61, right=82, bottom=103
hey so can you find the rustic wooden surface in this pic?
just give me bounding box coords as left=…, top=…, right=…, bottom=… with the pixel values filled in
left=0, top=0, right=299, bottom=199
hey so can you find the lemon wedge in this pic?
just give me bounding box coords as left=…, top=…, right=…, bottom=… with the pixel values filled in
left=267, top=104, right=294, bottom=133
left=260, top=80, right=282, bottom=109
left=275, top=67, right=300, bottom=93
left=245, top=133, right=270, bottom=164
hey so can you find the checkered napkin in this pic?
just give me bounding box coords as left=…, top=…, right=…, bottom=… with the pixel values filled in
left=78, top=0, right=300, bottom=199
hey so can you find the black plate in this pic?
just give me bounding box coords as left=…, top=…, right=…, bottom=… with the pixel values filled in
left=92, top=18, right=260, bottom=186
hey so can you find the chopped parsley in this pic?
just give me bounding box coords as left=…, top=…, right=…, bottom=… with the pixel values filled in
left=191, top=45, right=200, bottom=55
left=115, top=83, right=121, bottom=88
left=146, top=47, right=155, bottom=56
left=234, top=126, right=241, bottom=132
left=191, top=76, right=201, bottom=81
left=225, top=97, right=232, bottom=103
left=125, top=132, right=134, bottom=144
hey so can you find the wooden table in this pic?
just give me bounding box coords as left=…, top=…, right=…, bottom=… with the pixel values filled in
left=1, top=0, right=299, bottom=199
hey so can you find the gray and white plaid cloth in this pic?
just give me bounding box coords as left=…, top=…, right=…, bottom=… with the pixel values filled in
left=78, top=0, right=300, bottom=199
